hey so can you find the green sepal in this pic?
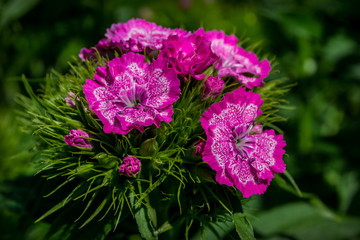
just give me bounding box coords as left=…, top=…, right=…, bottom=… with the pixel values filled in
left=93, top=152, right=119, bottom=169
left=140, top=137, right=159, bottom=156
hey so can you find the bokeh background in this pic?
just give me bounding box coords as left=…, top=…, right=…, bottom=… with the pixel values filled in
left=1, top=0, right=360, bottom=239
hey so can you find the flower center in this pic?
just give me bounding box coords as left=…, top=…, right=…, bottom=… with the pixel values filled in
left=231, top=122, right=255, bottom=161
left=118, top=81, right=147, bottom=109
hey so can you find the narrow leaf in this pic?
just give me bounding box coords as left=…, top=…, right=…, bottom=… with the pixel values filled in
left=80, top=192, right=112, bottom=228
left=22, top=75, right=46, bottom=113
left=134, top=173, right=168, bottom=206
left=284, top=170, right=302, bottom=197
left=35, top=182, right=88, bottom=223
left=232, top=213, right=255, bottom=240
left=131, top=192, right=158, bottom=240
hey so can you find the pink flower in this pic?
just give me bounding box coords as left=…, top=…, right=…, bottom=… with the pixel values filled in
left=203, top=29, right=271, bottom=88
left=64, top=129, right=92, bottom=149
left=119, top=156, right=141, bottom=177
left=159, top=29, right=218, bottom=80
left=202, top=76, right=224, bottom=100
left=106, top=18, right=188, bottom=52
left=83, top=52, right=180, bottom=134
left=200, top=87, right=286, bottom=198
left=79, top=19, right=189, bottom=61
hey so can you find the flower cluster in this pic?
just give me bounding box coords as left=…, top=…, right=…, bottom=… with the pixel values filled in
left=24, top=18, right=290, bottom=238
left=77, top=18, right=286, bottom=197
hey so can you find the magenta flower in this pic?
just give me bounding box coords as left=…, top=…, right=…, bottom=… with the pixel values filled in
left=203, top=29, right=271, bottom=88
left=106, top=18, right=188, bottom=52
left=83, top=52, right=180, bottom=134
left=65, top=129, right=93, bottom=149
left=119, top=156, right=141, bottom=177
left=79, top=19, right=188, bottom=61
left=200, top=87, right=286, bottom=198
left=159, top=29, right=218, bottom=80
left=202, top=76, right=224, bottom=100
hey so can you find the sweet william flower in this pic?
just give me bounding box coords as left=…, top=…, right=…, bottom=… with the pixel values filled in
left=159, top=29, right=218, bottom=80
left=83, top=52, right=180, bottom=134
left=106, top=18, right=188, bottom=52
left=119, top=156, right=141, bottom=177
left=203, top=29, right=271, bottom=88
left=200, top=87, right=286, bottom=197
left=65, top=129, right=93, bottom=149
left=79, top=19, right=188, bottom=61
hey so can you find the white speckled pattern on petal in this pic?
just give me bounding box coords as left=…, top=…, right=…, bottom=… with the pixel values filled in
left=203, top=29, right=271, bottom=88
left=201, top=87, right=286, bottom=198
left=83, top=52, right=180, bottom=134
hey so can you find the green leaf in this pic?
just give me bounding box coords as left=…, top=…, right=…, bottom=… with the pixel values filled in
left=75, top=190, right=98, bottom=222
left=274, top=174, right=302, bottom=197
left=80, top=192, right=112, bottom=228
left=134, top=173, right=168, bottom=206
left=43, top=177, right=75, bottom=197
left=44, top=200, right=115, bottom=240
left=22, top=75, right=47, bottom=114
left=232, top=213, right=255, bottom=240
left=325, top=170, right=359, bottom=213
left=0, top=0, right=40, bottom=28
left=191, top=220, right=234, bottom=240
left=251, top=202, right=360, bottom=240
left=283, top=170, right=302, bottom=197
left=130, top=192, right=158, bottom=240
left=155, top=221, right=173, bottom=235
left=35, top=182, right=88, bottom=223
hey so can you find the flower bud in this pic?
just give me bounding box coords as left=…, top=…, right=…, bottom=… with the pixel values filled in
left=139, top=137, right=159, bottom=156
left=64, top=129, right=92, bottom=149
left=202, top=76, right=224, bottom=100
left=193, top=140, right=206, bottom=157
left=119, top=156, right=141, bottom=177
left=64, top=92, right=76, bottom=108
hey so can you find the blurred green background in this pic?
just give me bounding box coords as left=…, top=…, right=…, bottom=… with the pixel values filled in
left=1, top=0, right=360, bottom=239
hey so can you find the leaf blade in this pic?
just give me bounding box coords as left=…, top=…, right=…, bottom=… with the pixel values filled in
left=232, top=213, right=255, bottom=240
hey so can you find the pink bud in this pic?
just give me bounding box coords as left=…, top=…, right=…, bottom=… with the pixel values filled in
left=119, top=156, right=141, bottom=177
left=64, top=129, right=92, bottom=149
